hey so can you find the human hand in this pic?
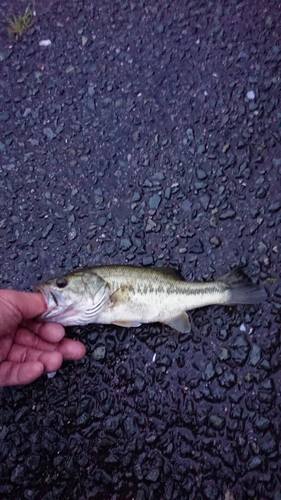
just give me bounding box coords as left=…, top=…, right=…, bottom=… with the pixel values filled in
left=0, top=290, right=86, bottom=387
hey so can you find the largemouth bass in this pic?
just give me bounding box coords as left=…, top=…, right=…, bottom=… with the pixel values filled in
left=35, top=265, right=266, bottom=333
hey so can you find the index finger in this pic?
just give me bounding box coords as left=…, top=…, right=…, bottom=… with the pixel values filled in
left=24, top=321, right=65, bottom=343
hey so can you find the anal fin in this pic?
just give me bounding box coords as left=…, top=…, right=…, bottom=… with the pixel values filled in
left=113, top=320, right=142, bottom=328
left=162, top=312, right=191, bottom=333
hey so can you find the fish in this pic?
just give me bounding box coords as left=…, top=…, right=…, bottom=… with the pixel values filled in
left=35, top=265, right=266, bottom=333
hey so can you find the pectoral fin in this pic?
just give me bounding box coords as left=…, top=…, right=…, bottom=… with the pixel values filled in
left=162, top=312, right=191, bottom=333
left=110, top=285, right=140, bottom=327
left=110, top=284, right=133, bottom=306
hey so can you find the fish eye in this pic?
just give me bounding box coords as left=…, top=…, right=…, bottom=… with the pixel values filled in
left=56, top=277, right=68, bottom=289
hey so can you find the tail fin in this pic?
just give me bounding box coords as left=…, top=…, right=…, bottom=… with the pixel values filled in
left=219, top=267, right=266, bottom=305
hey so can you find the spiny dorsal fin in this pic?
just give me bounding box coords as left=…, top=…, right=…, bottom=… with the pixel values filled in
left=154, top=267, right=185, bottom=281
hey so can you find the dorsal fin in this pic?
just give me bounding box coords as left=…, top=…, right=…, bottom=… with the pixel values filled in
left=154, top=267, right=185, bottom=281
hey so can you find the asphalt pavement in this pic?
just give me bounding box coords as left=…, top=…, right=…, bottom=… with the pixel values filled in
left=0, top=0, right=281, bottom=499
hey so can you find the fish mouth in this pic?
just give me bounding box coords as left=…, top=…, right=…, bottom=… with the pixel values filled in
left=35, top=284, right=67, bottom=321
left=34, top=284, right=83, bottom=325
left=35, top=284, right=57, bottom=306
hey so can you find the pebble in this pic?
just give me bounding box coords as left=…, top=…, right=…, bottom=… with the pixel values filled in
left=180, top=199, right=192, bottom=212
left=218, top=348, right=230, bottom=361
left=68, top=228, right=77, bottom=240
left=186, top=128, right=194, bottom=141
left=209, top=414, right=225, bottom=430
left=199, top=194, right=211, bottom=211
left=142, top=255, right=154, bottom=266
left=196, top=168, right=207, bottom=180
left=42, top=223, right=53, bottom=238
left=92, top=345, right=106, bottom=360
left=189, top=239, right=204, bottom=254
left=43, top=127, right=56, bottom=140
left=219, top=209, right=236, bottom=220
left=246, top=90, right=256, bottom=100
left=209, top=235, right=221, bottom=247
left=146, top=468, right=160, bottom=482
left=203, top=362, right=215, bottom=381
left=39, top=39, right=52, bottom=46
left=149, top=194, right=161, bottom=210
left=231, top=335, right=250, bottom=366
left=249, top=344, right=261, bottom=366
left=268, top=201, right=281, bottom=213
left=120, top=238, right=131, bottom=250
left=145, top=219, right=156, bottom=232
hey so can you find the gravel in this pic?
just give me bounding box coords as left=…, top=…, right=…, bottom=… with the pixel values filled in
left=0, top=0, right=281, bottom=499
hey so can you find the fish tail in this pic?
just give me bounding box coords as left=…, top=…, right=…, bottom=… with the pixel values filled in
left=219, top=267, right=266, bottom=305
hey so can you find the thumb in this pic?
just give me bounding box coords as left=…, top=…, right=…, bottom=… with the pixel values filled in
left=0, top=290, right=47, bottom=322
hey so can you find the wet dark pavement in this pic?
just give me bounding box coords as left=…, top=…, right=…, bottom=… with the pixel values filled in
left=0, top=0, right=281, bottom=499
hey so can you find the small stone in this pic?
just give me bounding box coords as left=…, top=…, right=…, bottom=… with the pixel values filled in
left=194, top=182, right=207, bottom=190
left=11, top=465, right=24, bottom=483
left=39, top=39, right=52, bottom=46
left=42, top=223, right=53, bottom=238
left=268, top=201, right=281, bottom=213
left=218, top=348, right=230, bottom=361
left=231, top=335, right=250, bottom=366
left=186, top=128, right=194, bottom=141
left=219, top=209, right=236, bottom=220
left=222, top=143, right=230, bottom=153
left=209, top=414, right=225, bottom=430
left=256, top=186, right=268, bottom=199
left=199, top=194, right=211, bottom=211
left=149, top=194, right=161, bottom=210
left=247, top=90, right=255, bottom=100
left=120, top=238, right=131, bottom=250
left=249, top=344, right=261, bottom=366
left=196, top=168, right=207, bottom=180
left=87, top=99, right=96, bottom=111
left=248, top=457, right=262, bottom=469
left=197, top=144, right=205, bottom=154
left=181, top=199, right=192, bottom=212
left=272, top=158, right=281, bottom=168
left=189, top=239, right=204, bottom=254
left=255, top=416, right=270, bottom=431
left=92, top=345, right=106, bottom=360
left=43, top=127, right=56, bottom=140
left=146, top=468, right=160, bottom=482
left=145, top=219, right=156, bottom=232
left=203, top=362, right=215, bottom=380
left=68, top=228, right=77, bottom=240
left=209, top=235, right=221, bottom=247
left=164, top=187, right=171, bottom=199
left=0, top=112, right=10, bottom=121
left=209, top=215, right=217, bottom=228
left=98, top=216, right=106, bottom=226
left=132, top=192, right=141, bottom=202
left=142, top=255, right=154, bottom=266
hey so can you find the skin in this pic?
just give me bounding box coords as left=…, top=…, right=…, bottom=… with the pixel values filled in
left=0, top=290, right=86, bottom=387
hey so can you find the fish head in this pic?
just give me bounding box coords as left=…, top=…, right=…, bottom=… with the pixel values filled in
left=35, top=269, right=110, bottom=326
